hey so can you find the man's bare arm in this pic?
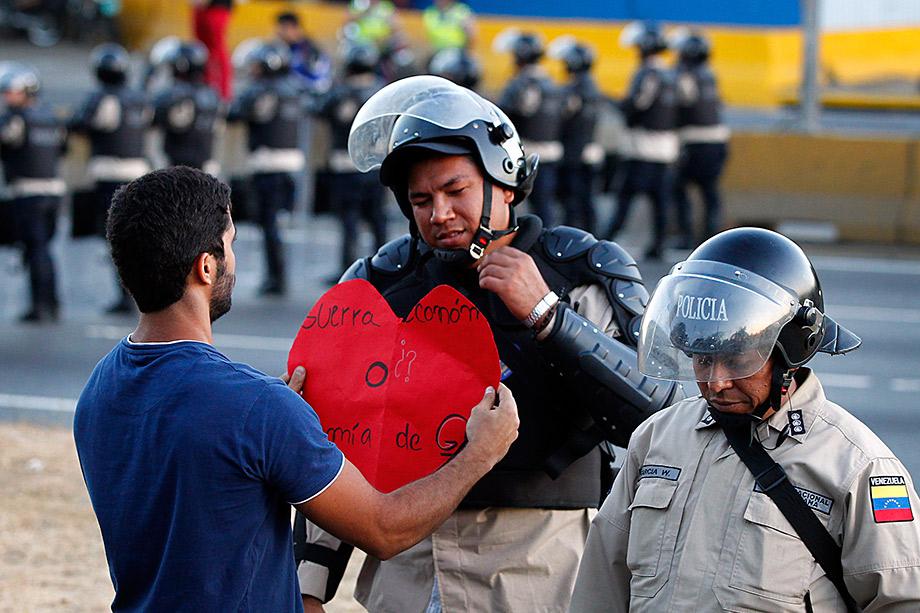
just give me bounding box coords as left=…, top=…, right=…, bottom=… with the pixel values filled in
left=295, top=385, right=518, bottom=561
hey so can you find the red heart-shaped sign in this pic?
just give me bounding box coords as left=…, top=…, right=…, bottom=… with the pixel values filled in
left=288, top=279, right=501, bottom=493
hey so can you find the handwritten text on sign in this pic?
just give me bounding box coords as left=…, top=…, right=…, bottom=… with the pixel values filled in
left=288, top=279, right=501, bottom=493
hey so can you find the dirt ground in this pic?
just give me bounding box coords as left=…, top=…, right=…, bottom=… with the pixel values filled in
left=0, top=422, right=364, bottom=612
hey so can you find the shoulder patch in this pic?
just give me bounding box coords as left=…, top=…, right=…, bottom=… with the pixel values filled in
left=639, top=464, right=681, bottom=481
left=870, top=475, right=914, bottom=523
left=541, top=225, right=597, bottom=262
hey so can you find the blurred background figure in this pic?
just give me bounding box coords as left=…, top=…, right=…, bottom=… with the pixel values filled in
left=603, top=21, right=677, bottom=260
left=670, top=29, right=729, bottom=249
left=150, top=38, right=223, bottom=173
left=550, top=36, right=604, bottom=234
left=0, top=63, right=66, bottom=322
left=310, top=41, right=386, bottom=281
left=344, top=0, right=414, bottom=83
left=427, top=46, right=481, bottom=90
left=70, top=42, right=152, bottom=313
left=422, top=0, right=475, bottom=60
left=275, top=11, right=332, bottom=96
left=495, top=29, right=563, bottom=225
left=228, top=40, right=302, bottom=296
left=191, top=0, right=233, bottom=101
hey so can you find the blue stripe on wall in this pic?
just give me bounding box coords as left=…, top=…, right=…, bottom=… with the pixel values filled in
left=412, top=0, right=801, bottom=27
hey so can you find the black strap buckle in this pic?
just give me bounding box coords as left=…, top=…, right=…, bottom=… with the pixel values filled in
left=754, top=463, right=788, bottom=492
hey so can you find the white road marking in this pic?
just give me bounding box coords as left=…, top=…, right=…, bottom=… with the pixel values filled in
left=892, top=378, right=920, bottom=393
left=815, top=373, right=872, bottom=389
left=0, top=393, right=77, bottom=413
left=828, top=305, right=920, bottom=324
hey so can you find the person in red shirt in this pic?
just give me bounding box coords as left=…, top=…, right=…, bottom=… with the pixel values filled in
left=192, top=0, right=233, bottom=100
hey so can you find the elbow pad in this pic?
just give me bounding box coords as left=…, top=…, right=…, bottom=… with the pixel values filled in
left=542, top=303, right=684, bottom=447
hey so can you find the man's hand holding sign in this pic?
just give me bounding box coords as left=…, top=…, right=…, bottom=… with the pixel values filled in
left=287, top=279, right=518, bottom=561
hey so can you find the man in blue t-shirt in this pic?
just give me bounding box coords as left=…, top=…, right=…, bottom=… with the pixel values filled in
left=74, top=166, right=519, bottom=612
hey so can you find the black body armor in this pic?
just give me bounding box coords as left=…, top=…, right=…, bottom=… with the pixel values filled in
left=621, top=63, right=677, bottom=131
left=343, top=216, right=681, bottom=508
left=560, top=73, right=603, bottom=166
left=0, top=103, right=65, bottom=181
left=676, top=64, right=722, bottom=128
left=229, top=76, right=303, bottom=151
left=72, top=85, right=151, bottom=158
left=153, top=81, right=222, bottom=168
left=498, top=70, right=563, bottom=144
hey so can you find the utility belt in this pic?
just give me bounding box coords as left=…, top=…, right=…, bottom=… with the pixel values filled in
left=523, top=140, right=564, bottom=164
left=6, top=177, right=66, bottom=198
left=679, top=124, right=730, bottom=145
left=247, top=147, right=305, bottom=174
left=621, top=128, right=679, bottom=164
left=88, top=156, right=151, bottom=183
left=327, top=149, right=357, bottom=173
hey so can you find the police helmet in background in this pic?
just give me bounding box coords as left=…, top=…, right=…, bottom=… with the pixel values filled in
left=548, top=36, right=595, bottom=74
left=0, top=62, right=41, bottom=97
left=343, top=41, right=379, bottom=75
left=91, top=43, right=131, bottom=85
left=669, top=28, right=711, bottom=65
left=428, top=48, right=482, bottom=90
left=638, top=227, right=861, bottom=384
left=348, top=75, right=538, bottom=259
left=170, top=41, right=210, bottom=80
left=619, top=21, right=668, bottom=57
left=232, top=39, right=291, bottom=77
left=493, top=29, right=544, bottom=66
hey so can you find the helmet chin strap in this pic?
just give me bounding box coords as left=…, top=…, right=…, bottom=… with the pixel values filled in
left=432, top=178, right=519, bottom=264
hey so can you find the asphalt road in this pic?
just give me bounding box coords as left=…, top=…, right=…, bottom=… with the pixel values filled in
left=2, top=37, right=920, bottom=480
left=2, top=207, right=920, bottom=478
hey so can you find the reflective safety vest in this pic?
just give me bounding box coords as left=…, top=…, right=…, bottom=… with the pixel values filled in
left=350, top=0, right=395, bottom=46
left=423, top=3, right=471, bottom=51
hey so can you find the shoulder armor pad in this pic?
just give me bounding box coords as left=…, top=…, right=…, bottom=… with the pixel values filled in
left=542, top=225, right=597, bottom=262
left=369, top=234, right=415, bottom=274
left=340, top=258, right=369, bottom=281
left=587, top=240, right=643, bottom=283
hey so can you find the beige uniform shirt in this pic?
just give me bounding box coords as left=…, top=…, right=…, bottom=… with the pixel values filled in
left=570, top=371, right=920, bottom=612
left=299, top=285, right=616, bottom=612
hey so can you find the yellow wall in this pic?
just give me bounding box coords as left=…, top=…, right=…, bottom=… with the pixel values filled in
left=121, top=1, right=920, bottom=109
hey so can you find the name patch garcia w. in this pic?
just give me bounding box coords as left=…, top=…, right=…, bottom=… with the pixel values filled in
left=639, top=465, right=681, bottom=481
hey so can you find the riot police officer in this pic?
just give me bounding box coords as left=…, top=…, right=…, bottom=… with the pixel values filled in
left=0, top=65, right=67, bottom=323
left=151, top=39, right=223, bottom=173
left=427, top=47, right=481, bottom=91
left=496, top=30, right=564, bottom=225
left=294, top=75, right=681, bottom=613
left=71, top=43, right=152, bottom=313
left=311, top=42, right=386, bottom=275
left=671, top=31, right=729, bottom=249
left=571, top=228, right=920, bottom=611
left=603, top=22, right=678, bottom=260
left=228, top=41, right=304, bottom=296
left=550, top=37, right=604, bottom=234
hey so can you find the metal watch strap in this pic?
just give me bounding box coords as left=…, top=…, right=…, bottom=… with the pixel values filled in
left=524, top=290, right=560, bottom=328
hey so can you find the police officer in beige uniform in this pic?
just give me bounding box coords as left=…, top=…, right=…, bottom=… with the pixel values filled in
left=569, top=227, right=920, bottom=612
left=295, top=75, right=682, bottom=613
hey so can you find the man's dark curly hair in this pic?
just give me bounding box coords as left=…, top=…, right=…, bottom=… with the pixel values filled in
left=106, top=167, right=232, bottom=313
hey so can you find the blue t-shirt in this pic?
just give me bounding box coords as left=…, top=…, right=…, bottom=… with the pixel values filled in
left=74, top=338, right=344, bottom=612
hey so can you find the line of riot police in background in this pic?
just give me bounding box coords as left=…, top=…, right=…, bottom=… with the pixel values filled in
left=0, top=13, right=727, bottom=324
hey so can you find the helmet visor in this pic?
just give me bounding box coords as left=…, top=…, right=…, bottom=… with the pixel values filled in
left=348, top=75, right=508, bottom=172
left=638, top=263, right=798, bottom=382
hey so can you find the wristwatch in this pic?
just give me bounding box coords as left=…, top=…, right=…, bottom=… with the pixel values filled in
left=523, top=290, right=559, bottom=329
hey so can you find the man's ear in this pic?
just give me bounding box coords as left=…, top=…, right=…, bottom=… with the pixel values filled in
left=502, top=188, right=515, bottom=205
left=192, top=252, right=215, bottom=286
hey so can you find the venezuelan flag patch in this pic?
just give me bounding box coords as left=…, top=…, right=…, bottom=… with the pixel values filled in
left=870, top=476, right=914, bottom=523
